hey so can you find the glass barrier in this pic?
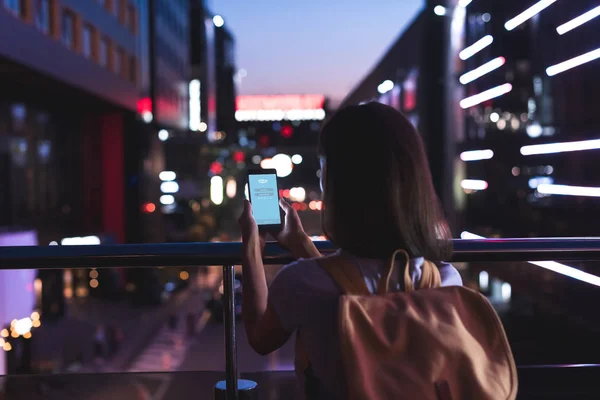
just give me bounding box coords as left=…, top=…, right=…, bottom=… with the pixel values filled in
left=1, top=239, right=600, bottom=399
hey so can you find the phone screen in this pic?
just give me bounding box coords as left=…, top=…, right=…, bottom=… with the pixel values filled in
left=248, top=173, right=281, bottom=226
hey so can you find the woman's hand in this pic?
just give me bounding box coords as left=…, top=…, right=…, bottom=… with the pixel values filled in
left=238, top=200, right=265, bottom=253
left=275, top=199, right=321, bottom=259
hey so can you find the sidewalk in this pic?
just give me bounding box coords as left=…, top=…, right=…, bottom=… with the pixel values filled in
left=31, top=286, right=196, bottom=374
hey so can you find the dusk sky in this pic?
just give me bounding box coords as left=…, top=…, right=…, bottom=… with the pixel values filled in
left=211, top=0, right=424, bottom=105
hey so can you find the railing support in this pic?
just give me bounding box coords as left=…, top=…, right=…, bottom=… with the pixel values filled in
left=223, top=265, right=238, bottom=400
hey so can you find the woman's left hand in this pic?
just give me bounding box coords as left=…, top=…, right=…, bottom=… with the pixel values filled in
left=238, top=200, right=266, bottom=252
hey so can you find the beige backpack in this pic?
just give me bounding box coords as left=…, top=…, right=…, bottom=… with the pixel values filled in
left=296, top=250, right=518, bottom=400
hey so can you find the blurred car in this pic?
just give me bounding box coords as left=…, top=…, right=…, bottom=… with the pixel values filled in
left=206, top=273, right=242, bottom=322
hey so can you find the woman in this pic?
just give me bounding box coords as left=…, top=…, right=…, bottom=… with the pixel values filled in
left=238, top=102, right=462, bottom=399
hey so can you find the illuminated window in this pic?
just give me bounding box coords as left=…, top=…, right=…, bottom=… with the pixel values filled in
left=99, top=37, right=109, bottom=67
left=61, top=10, right=75, bottom=49
left=3, top=0, right=21, bottom=16
left=35, top=0, right=51, bottom=34
left=82, top=24, right=94, bottom=59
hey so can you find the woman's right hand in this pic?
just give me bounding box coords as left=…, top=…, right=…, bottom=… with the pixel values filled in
left=275, top=199, right=321, bottom=259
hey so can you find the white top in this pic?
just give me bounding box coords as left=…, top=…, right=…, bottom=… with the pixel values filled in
left=269, top=250, right=463, bottom=400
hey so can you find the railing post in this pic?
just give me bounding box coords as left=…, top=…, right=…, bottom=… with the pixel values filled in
left=223, top=264, right=238, bottom=400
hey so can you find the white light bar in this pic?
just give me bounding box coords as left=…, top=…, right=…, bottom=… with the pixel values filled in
left=546, top=48, right=600, bottom=76
left=160, top=181, right=179, bottom=194
left=460, top=231, right=600, bottom=287
left=520, top=138, right=600, bottom=156
left=459, top=35, right=494, bottom=60
left=461, top=179, right=488, bottom=190
left=537, top=184, right=600, bottom=197
left=460, top=149, right=494, bottom=161
left=235, top=109, right=326, bottom=122
left=159, top=171, right=177, bottom=181
left=378, top=80, right=394, bottom=94
left=505, top=0, right=557, bottom=31
left=458, top=0, right=473, bottom=7
left=460, top=83, right=512, bottom=109
left=557, top=6, right=600, bottom=35
left=460, top=57, right=506, bottom=84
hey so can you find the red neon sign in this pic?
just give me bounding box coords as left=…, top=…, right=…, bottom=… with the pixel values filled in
left=236, top=95, right=325, bottom=111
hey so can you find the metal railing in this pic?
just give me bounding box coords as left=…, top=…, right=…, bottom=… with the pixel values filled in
left=1, top=237, right=600, bottom=399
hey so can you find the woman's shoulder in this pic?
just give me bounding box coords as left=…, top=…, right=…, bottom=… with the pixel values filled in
left=271, top=253, right=341, bottom=294
left=438, top=262, right=463, bottom=287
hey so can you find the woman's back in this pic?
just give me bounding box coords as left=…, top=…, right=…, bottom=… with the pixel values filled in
left=269, top=250, right=463, bottom=399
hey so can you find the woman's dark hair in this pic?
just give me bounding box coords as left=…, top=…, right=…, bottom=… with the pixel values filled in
left=318, top=102, right=452, bottom=262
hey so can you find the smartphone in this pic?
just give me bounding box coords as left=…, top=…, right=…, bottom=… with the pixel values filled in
left=247, top=169, right=282, bottom=230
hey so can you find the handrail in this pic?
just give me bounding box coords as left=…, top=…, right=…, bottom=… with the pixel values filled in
left=1, top=238, right=600, bottom=269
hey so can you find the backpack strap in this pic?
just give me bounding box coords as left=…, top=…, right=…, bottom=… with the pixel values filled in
left=377, top=249, right=442, bottom=294
left=295, top=254, right=369, bottom=394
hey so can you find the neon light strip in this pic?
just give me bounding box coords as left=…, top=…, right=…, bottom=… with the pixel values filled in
left=505, top=0, right=557, bottom=31
left=461, top=179, right=488, bottom=190
left=520, top=138, right=600, bottom=155
left=460, top=149, right=494, bottom=161
left=460, top=57, right=506, bottom=84
left=459, top=35, right=494, bottom=60
left=460, top=83, right=512, bottom=109
left=459, top=231, right=600, bottom=287
left=537, top=184, right=600, bottom=197
left=557, top=6, right=600, bottom=35
left=546, top=48, right=600, bottom=76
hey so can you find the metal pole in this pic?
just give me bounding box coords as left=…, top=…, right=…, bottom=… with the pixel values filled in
left=223, top=265, right=238, bottom=400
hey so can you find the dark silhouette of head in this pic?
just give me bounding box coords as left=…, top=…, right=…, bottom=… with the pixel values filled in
left=318, top=102, right=451, bottom=262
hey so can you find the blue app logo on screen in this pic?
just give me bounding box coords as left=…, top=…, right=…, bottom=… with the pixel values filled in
left=249, top=174, right=281, bottom=225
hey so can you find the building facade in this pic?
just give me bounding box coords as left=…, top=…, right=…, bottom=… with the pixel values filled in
left=341, top=0, right=600, bottom=239
left=0, top=0, right=147, bottom=246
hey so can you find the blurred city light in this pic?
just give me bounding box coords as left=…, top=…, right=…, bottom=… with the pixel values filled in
left=189, top=80, right=201, bottom=131
left=557, top=6, right=600, bottom=35
left=479, top=271, right=489, bottom=291
left=505, top=0, right=557, bottom=31
left=460, top=83, right=512, bottom=109
left=458, top=0, right=473, bottom=7
left=501, top=282, right=512, bottom=301
left=289, top=187, right=306, bottom=202
left=213, top=15, right=224, bottom=27
left=459, top=57, right=506, bottom=84
left=211, top=176, right=224, bottom=205
left=522, top=138, right=600, bottom=155
left=199, top=122, right=208, bottom=132
left=526, top=122, right=543, bottom=138
left=528, top=176, right=554, bottom=189
left=537, top=184, right=600, bottom=198
left=461, top=179, right=488, bottom=191
left=377, top=80, right=394, bottom=94
left=61, top=236, right=101, bottom=245
left=490, top=112, right=500, bottom=122
left=14, top=318, right=32, bottom=335
left=142, top=203, right=156, bottom=213
left=161, top=181, right=179, bottom=194
left=226, top=178, right=237, bottom=198
left=291, top=154, right=303, bottom=164
left=460, top=149, right=494, bottom=161
left=180, top=271, right=190, bottom=281
left=546, top=48, right=600, bottom=76
left=251, top=155, right=262, bottom=164
left=262, top=154, right=293, bottom=177
left=434, top=6, right=446, bottom=16
left=459, top=35, right=493, bottom=60
left=159, top=171, right=177, bottom=181
left=160, top=195, right=175, bottom=205
left=158, top=129, right=169, bottom=141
